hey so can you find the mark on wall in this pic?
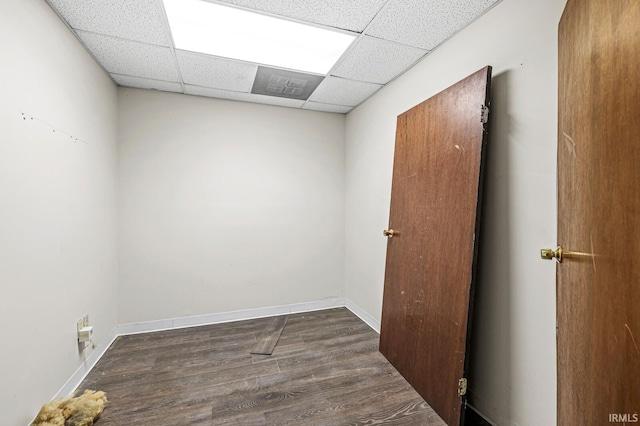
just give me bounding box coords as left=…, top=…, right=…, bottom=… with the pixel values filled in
left=21, top=112, right=87, bottom=144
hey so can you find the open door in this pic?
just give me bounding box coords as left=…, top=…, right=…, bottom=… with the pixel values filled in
left=545, top=1, right=640, bottom=424
left=379, top=67, right=491, bottom=426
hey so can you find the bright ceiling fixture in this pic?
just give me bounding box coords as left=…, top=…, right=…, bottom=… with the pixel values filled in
left=162, top=0, right=356, bottom=75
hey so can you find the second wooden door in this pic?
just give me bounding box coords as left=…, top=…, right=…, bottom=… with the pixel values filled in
left=555, top=1, right=640, bottom=423
left=380, top=67, right=492, bottom=426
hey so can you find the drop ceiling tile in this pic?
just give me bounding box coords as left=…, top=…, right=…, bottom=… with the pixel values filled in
left=77, top=31, right=180, bottom=82
left=112, top=74, right=183, bottom=93
left=332, top=36, right=427, bottom=84
left=46, top=0, right=171, bottom=46
left=215, top=0, right=387, bottom=32
left=175, top=51, right=257, bottom=92
left=185, top=85, right=306, bottom=108
left=366, top=0, right=501, bottom=50
left=303, top=102, right=353, bottom=114
left=308, top=77, right=381, bottom=107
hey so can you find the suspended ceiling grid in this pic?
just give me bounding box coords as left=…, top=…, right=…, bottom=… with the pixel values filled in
left=46, top=0, right=501, bottom=113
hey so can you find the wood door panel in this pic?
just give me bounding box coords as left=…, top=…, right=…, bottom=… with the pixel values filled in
left=558, top=1, right=640, bottom=424
left=380, top=67, right=491, bottom=426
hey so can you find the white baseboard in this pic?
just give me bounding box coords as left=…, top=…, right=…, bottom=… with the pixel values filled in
left=53, top=325, right=119, bottom=399
left=345, top=298, right=381, bottom=333
left=117, top=298, right=347, bottom=335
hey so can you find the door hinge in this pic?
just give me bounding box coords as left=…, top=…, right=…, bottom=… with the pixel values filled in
left=458, top=378, right=468, bottom=396
left=480, top=105, right=489, bottom=123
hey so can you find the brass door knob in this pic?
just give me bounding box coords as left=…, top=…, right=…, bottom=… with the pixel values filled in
left=383, top=229, right=398, bottom=238
left=541, top=246, right=594, bottom=263
left=541, top=246, right=563, bottom=262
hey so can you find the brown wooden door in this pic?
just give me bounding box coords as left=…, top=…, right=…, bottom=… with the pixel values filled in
left=379, top=67, right=491, bottom=426
left=556, top=1, right=640, bottom=424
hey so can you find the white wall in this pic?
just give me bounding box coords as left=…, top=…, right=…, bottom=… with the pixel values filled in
left=118, top=89, right=345, bottom=323
left=344, top=0, right=566, bottom=424
left=0, top=1, right=119, bottom=424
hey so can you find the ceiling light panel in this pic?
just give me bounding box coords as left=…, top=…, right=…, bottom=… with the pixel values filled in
left=162, top=0, right=356, bottom=74
left=46, top=0, right=171, bottom=46
left=308, top=77, right=382, bottom=107
left=331, top=36, right=427, bottom=85
left=176, top=51, right=257, bottom=92
left=216, top=0, right=389, bottom=33
left=112, top=75, right=183, bottom=93
left=366, top=0, right=501, bottom=50
left=77, top=31, right=180, bottom=81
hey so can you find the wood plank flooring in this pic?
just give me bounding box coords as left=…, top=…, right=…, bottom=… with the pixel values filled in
left=78, top=308, right=446, bottom=425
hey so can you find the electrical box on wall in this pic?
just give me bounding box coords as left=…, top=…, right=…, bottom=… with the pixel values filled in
left=78, top=326, right=93, bottom=343
left=77, top=315, right=92, bottom=344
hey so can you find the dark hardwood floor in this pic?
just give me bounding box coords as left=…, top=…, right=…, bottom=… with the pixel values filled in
left=78, top=308, right=446, bottom=425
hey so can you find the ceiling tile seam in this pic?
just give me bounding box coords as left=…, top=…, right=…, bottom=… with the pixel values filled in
left=182, top=75, right=255, bottom=94
left=360, top=33, right=432, bottom=53
left=155, top=0, right=186, bottom=93
left=329, top=50, right=429, bottom=86
left=358, top=0, right=397, bottom=38
left=74, top=29, right=177, bottom=51
left=416, top=0, right=504, bottom=52
left=308, top=76, right=383, bottom=108
left=332, top=78, right=384, bottom=112
left=345, top=88, right=383, bottom=114
left=322, top=32, right=367, bottom=80
left=204, top=0, right=361, bottom=37
left=110, top=73, right=180, bottom=85
left=364, top=51, right=430, bottom=90
left=179, top=48, right=328, bottom=81
left=185, top=83, right=251, bottom=95
left=304, top=100, right=354, bottom=108
left=338, top=2, right=504, bottom=98
left=302, top=108, right=349, bottom=115
left=321, top=75, right=383, bottom=89
left=299, top=99, right=319, bottom=110
left=175, top=49, right=261, bottom=76
left=43, top=1, right=118, bottom=86
left=327, top=73, right=402, bottom=86
left=322, top=0, right=406, bottom=79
